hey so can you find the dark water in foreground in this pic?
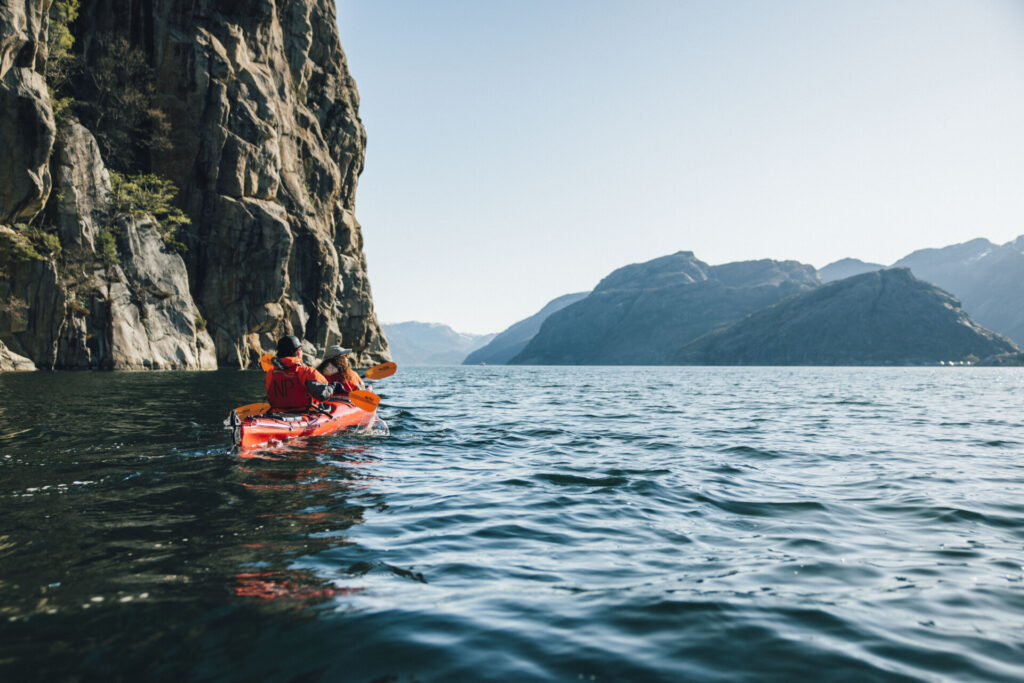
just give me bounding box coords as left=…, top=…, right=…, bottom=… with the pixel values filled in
left=1, top=366, right=1023, bottom=681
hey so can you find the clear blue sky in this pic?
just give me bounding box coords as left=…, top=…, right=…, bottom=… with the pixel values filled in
left=336, top=0, right=1024, bottom=334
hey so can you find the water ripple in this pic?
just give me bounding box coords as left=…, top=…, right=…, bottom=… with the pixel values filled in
left=1, top=367, right=1023, bottom=680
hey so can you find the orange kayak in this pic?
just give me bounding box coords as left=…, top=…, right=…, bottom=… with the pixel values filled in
left=227, top=400, right=374, bottom=449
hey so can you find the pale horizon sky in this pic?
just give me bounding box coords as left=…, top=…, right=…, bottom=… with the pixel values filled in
left=337, top=0, right=1024, bottom=334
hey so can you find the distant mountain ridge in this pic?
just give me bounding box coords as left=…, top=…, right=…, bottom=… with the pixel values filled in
left=407, top=234, right=1024, bottom=368
left=676, top=269, right=1019, bottom=365
left=818, top=236, right=1024, bottom=345
left=818, top=258, right=886, bottom=283
left=382, top=322, right=494, bottom=366
left=891, top=236, right=1024, bottom=345
left=463, top=292, right=590, bottom=365
left=510, top=252, right=820, bottom=365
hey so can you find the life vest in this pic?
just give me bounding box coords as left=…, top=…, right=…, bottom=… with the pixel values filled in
left=264, top=356, right=329, bottom=410
left=323, top=367, right=362, bottom=393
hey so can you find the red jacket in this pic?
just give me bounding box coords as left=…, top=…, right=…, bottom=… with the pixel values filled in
left=265, top=356, right=332, bottom=410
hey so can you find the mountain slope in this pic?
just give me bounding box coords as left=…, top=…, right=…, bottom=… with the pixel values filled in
left=675, top=268, right=1019, bottom=365
left=892, top=236, right=1024, bottom=345
left=510, top=252, right=820, bottom=365
left=463, top=292, right=589, bottom=365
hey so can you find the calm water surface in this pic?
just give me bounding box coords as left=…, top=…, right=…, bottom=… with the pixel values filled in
left=1, top=366, right=1023, bottom=681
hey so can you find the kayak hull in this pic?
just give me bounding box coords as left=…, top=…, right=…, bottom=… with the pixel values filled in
left=230, top=400, right=373, bottom=449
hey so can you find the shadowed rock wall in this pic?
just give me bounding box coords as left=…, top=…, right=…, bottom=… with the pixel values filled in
left=74, top=0, right=389, bottom=368
left=0, top=0, right=389, bottom=370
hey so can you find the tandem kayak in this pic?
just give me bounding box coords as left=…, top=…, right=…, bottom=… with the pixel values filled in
left=226, top=400, right=375, bottom=449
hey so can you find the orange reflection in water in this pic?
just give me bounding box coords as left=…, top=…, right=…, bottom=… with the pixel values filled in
left=234, top=570, right=364, bottom=603
left=229, top=440, right=382, bottom=607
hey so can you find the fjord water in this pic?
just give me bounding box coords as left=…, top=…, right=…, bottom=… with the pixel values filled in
left=1, top=367, right=1023, bottom=681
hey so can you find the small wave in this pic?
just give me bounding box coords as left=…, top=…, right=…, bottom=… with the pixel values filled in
left=346, top=561, right=427, bottom=584
left=716, top=445, right=786, bottom=460
left=500, top=478, right=534, bottom=487
left=977, top=439, right=1020, bottom=448
left=605, top=468, right=671, bottom=477
left=534, top=473, right=629, bottom=487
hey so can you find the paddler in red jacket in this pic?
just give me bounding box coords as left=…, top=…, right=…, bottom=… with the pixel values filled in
left=265, top=335, right=340, bottom=411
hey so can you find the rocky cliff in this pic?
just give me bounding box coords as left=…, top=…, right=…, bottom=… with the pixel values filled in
left=675, top=268, right=1019, bottom=365
left=510, top=252, right=820, bottom=365
left=0, top=0, right=388, bottom=370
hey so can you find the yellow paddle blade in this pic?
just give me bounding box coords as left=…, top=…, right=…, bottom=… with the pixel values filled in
left=233, top=402, right=270, bottom=419
left=259, top=353, right=275, bottom=371
left=363, top=361, right=397, bottom=380
left=348, top=389, right=380, bottom=412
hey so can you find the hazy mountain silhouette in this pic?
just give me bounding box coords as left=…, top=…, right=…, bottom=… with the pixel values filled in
left=382, top=322, right=494, bottom=365
left=463, top=292, right=590, bottom=365
left=819, top=258, right=884, bottom=282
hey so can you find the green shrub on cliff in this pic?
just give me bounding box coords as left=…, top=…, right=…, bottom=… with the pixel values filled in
left=108, top=172, right=190, bottom=254
left=0, top=224, right=61, bottom=271
left=46, top=0, right=80, bottom=125
left=79, top=38, right=171, bottom=171
left=96, top=229, right=119, bottom=268
left=0, top=230, right=43, bottom=268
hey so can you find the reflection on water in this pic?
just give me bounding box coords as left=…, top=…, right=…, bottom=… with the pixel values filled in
left=0, top=371, right=398, bottom=680
left=228, top=441, right=383, bottom=607
left=1, top=367, right=1024, bottom=681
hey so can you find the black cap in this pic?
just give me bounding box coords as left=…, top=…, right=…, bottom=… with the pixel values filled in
left=276, top=335, right=301, bottom=357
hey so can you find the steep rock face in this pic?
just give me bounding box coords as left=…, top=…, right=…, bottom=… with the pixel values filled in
left=0, top=230, right=67, bottom=367
left=74, top=0, right=389, bottom=367
left=463, top=291, right=590, bottom=365
left=511, top=252, right=820, bottom=365
left=1, top=0, right=388, bottom=371
left=55, top=122, right=217, bottom=369
left=892, top=236, right=1024, bottom=346
left=0, top=341, right=35, bottom=370
left=0, top=122, right=217, bottom=370
left=0, top=0, right=54, bottom=223
left=56, top=216, right=218, bottom=370
left=675, top=269, right=1019, bottom=365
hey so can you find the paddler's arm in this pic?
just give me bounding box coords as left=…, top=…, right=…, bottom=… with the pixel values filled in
left=305, top=380, right=336, bottom=401
left=301, top=366, right=338, bottom=401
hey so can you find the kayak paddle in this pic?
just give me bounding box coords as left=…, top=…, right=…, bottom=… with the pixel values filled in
left=232, top=402, right=270, bottom=419
left=348, top=389, right=380, bottom=412
left=363, top=361, right=397, bottom=380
